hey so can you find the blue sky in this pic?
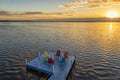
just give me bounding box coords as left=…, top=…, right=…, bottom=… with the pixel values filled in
left=0, top=0, right=74, bottom=12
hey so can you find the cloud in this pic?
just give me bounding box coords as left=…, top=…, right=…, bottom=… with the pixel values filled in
left=0, top=11, right=66, bottom=16
left=112, top=0, right=120, bottom=2
left=59, top=0, right=120, bottom=9
left=102, top=0, right=108, bottom=2
left=23, top=12, right=71, bottom=16
left=59, top=0, right=81, bottom=9
left=0, top=11, right=11, bottom=15
left=0, top=10, right=75, bottom=20
left=24, top=12, right=44, bottom=15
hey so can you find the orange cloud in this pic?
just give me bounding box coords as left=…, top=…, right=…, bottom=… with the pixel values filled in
left=112, top=0, right=120, bottom=2
left=59, top=0, right=81, bottom=9
left=59, top=0, right=120, bottom=9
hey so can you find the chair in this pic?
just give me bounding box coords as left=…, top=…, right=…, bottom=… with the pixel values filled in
left=55, top=50, right=61, bottom=57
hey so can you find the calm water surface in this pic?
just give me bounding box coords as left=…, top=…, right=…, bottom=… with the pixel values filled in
left=0, top=22, right=120, bottom=80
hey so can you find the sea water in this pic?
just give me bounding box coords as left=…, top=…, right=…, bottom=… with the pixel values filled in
left=0, top=22, right=120, bottom=80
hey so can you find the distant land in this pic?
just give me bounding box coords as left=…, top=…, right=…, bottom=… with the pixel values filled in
left=0, top=18, right=120, bottom=22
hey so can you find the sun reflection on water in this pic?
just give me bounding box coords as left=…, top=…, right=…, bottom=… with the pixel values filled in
left=109, top=22, right=113, bottom=34
left=109, top=22, right=113, bottom=39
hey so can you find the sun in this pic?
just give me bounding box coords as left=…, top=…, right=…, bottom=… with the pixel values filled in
left=106, top=11, right=118, bottom=18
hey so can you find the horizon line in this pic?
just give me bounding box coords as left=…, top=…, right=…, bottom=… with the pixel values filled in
left=0, top=18, right=120, bottom=22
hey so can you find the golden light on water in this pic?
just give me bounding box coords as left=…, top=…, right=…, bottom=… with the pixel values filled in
left=106, top=11, right=118, bottom=18
left=109, top=22, right=113, bottom=34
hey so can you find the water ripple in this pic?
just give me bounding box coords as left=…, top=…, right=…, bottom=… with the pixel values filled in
left=0, top=22, right=120, bottom=80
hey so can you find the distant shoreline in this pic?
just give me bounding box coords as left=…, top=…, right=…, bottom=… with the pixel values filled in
left=0, top=21, right=120, bottom=22
left=0, top=18, right=120, bottom=22
left=0, top=20, right=120, bottom=22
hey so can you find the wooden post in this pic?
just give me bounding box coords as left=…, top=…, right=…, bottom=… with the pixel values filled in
left=38, top=52, right=41, bottom=80
left=52, top=65, right=55, bottom=73
left=65, top=63, right=66, bottom=80
left=38, top=52, right=41, bottom=65
left=52, top=65, right=56, bottom=80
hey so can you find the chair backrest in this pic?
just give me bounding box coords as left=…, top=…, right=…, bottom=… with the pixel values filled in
left=56, top=50, right=60, bottom=57
left=48, top=58, right=55, bottom=65
left=64, top=51, right=68, bottom=58
left=59, top=51, right=68, bottom=63
left=44, top=51, right=50, bottom=58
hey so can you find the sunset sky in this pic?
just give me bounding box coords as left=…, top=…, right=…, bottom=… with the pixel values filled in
left=0, top=0, right=120, bottom=20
